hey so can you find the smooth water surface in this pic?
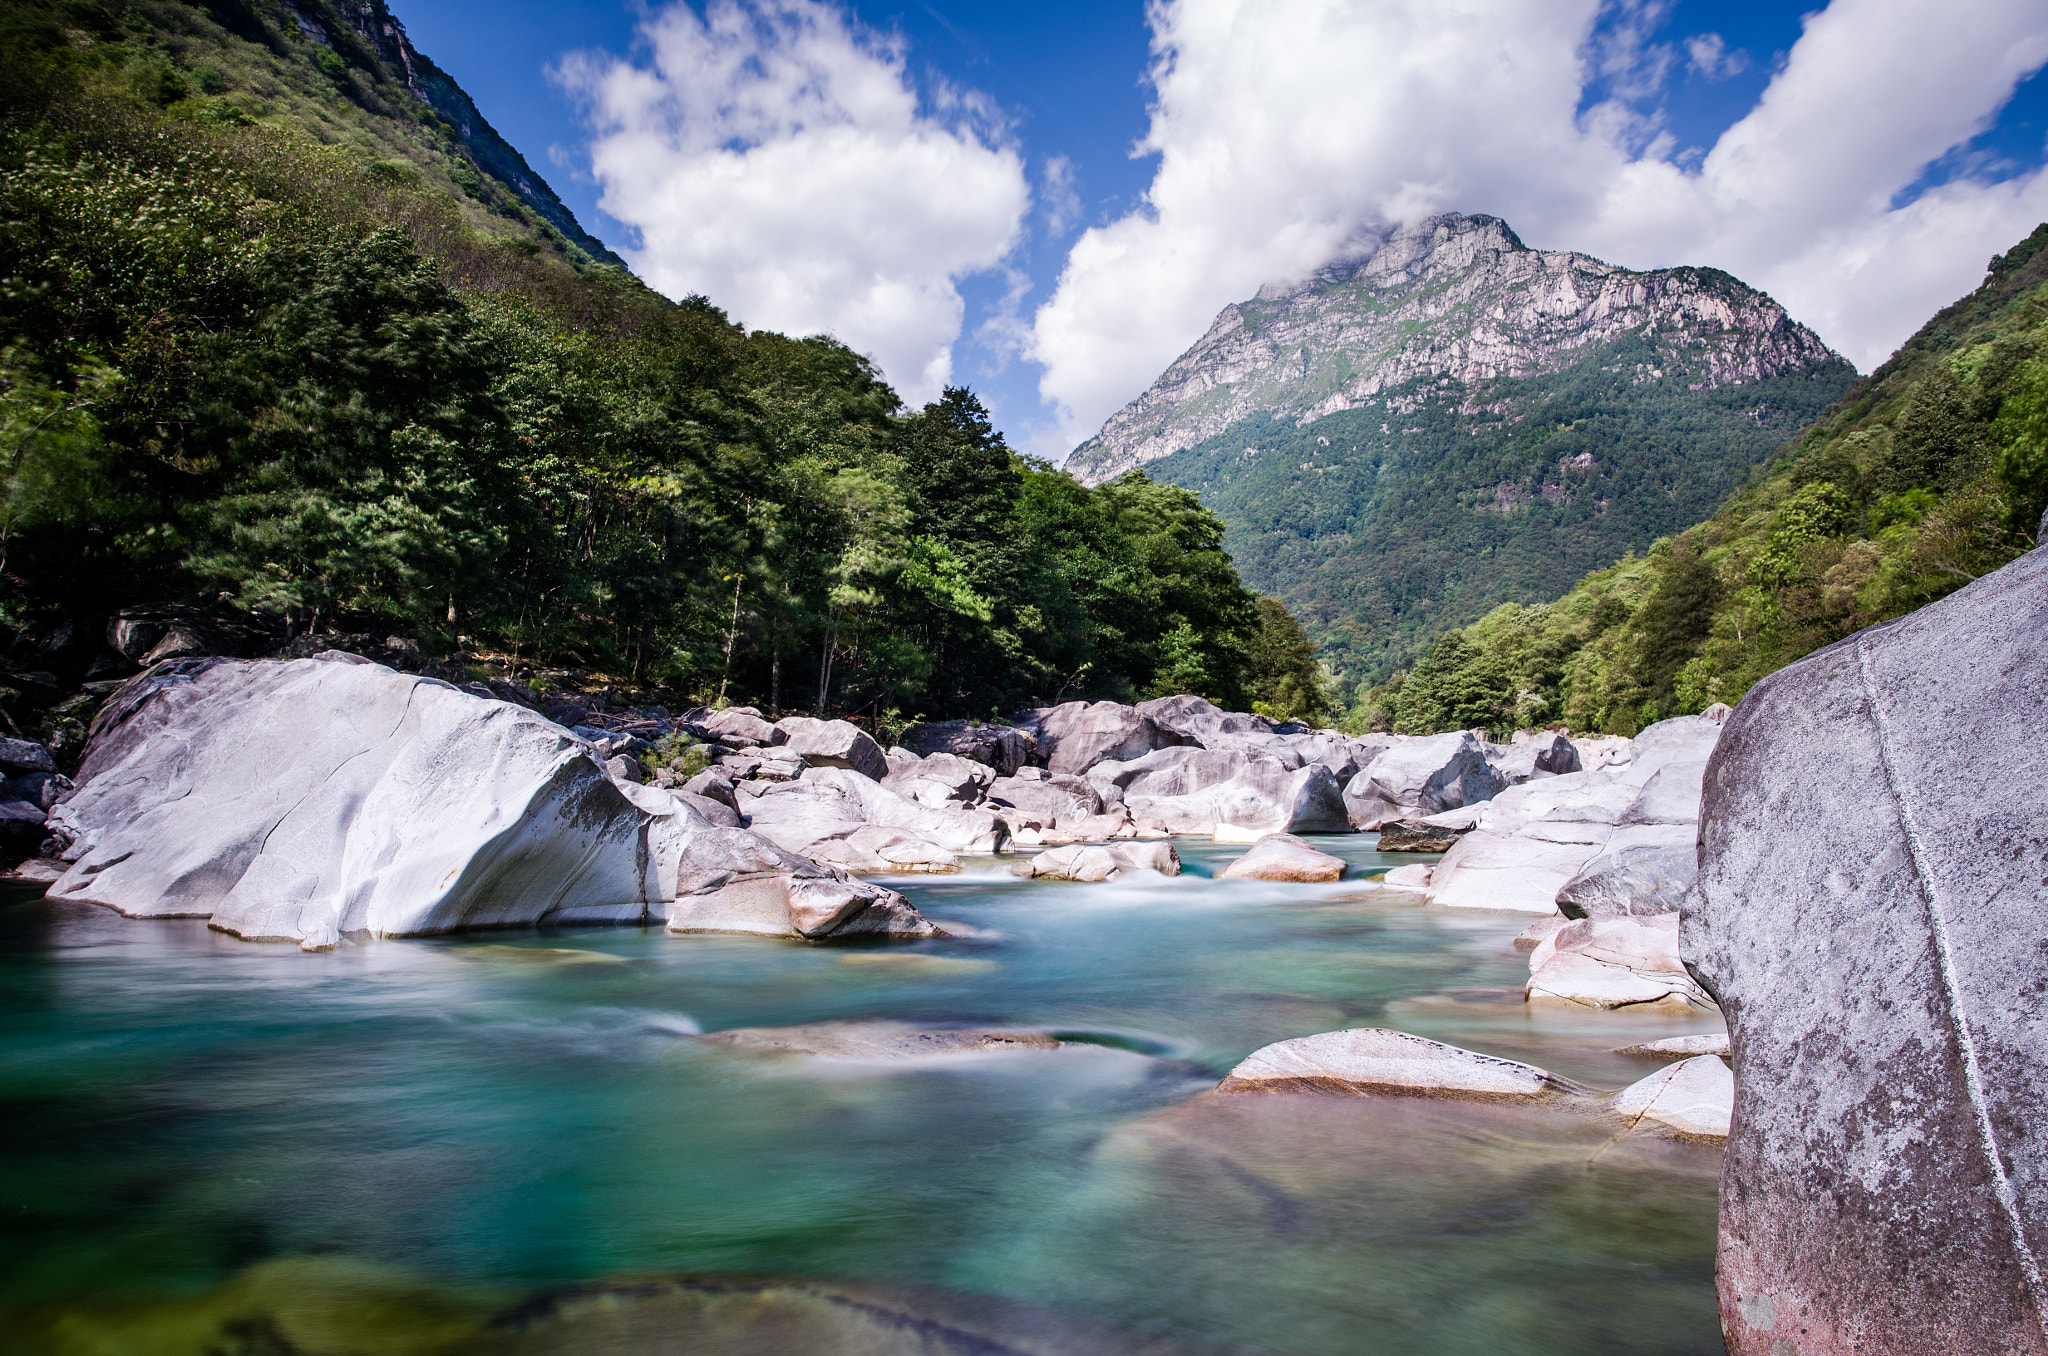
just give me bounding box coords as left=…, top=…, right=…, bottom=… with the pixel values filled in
left=0, top=838, right=1727, bottom=1354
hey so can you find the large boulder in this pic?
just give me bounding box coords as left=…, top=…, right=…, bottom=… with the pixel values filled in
left=1486, top=730, right=1582, bottom=785
left=1373, top=819, right=1468, bottom=852
left=0, top=736, right=55, bottom=776
left=1016, top=700, right=1189, bottom=775
left=700, top=1020, right=1068, bottom=1059
left=45, top=657, right=933, bottom=946
left=739, top=768, right=1008, bottom=866
left=1555, top=842, right=1697, bottom=918
left=651, top=810, right=935, bottom=937
left=805, top=767, right=1010, bottom=852
left=982, top=768, right=1107, bottom=837
left=1133, top=694, right=1272, bottom=744
left=1217, top=1028, right=1574, bottom=1100
left=1621, top=714, right=1722, bottom=784
left=775, top=717, right=887, bottom=781
left=879, top=751, right=995, bottom=807
left=1620, top=759, right=1709, bottom=824
left=1341, top=731, right=1504, bottom=829
left=1684, top=545, right=2048, bottom=1356
left=895, top=719, right=1040, bottom=775
left=695, top=706, right=785, bottom=748
left=1093, top=747, right=1348, bottom=838
left=1424, top=830, right=1610, bottom=913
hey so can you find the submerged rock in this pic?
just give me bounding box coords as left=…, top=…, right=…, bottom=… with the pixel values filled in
left=1614, top=1033, right=1730, bottom=1060
left=1685, top=542, right=2048, bottom=1356
left=699, top=1020, right=1068, bottom=1059
left=12, top=1255, right=1173, bottom=1356
left=1217, top=833, right=1347, bottom=882
left=1094, top=747, right=1349, bottom=838
left=1217, top=1028, right=1573, bottom=1101
left=1611, top=1055, right=1732, bottom=1142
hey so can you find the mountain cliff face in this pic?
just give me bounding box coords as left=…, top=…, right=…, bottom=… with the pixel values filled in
left=1067, top=215, right=1856, bottom=680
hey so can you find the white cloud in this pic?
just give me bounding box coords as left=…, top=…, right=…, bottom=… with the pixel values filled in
left=1685, top=32, right=1748, bottom=81
left=1031, top=0, right=2048, bottom=452
left=1041, top=154, right=1082, bottom=236
left=558, top=0, right=1029, bottom=404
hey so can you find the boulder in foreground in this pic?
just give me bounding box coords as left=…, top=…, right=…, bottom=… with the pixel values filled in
left=1217, top=1028, right=1573, bottom=1101
left=46, top=657, right=936, bottom=946
left=1685, top=543, right=2048, bottom=1356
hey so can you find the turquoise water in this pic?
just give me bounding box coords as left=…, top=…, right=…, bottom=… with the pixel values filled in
left=0, top=837, right=1727, bottom=1354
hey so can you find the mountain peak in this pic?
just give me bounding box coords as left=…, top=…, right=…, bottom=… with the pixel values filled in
left=1067, top=215, right=1837, bottom=486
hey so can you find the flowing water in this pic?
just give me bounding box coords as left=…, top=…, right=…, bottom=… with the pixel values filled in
left=0, top=837, right=1727, bottom=1355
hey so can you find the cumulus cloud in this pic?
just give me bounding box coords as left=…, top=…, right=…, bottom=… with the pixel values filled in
left=1031, top=0, right=2048, bottom=451
left=559, top=0, right=1029, bottom=404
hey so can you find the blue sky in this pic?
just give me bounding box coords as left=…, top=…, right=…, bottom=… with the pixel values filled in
left=400, top=0, right=2048, bottom=459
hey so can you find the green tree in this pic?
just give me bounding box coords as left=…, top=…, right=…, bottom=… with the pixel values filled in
left=1245, top=596, right=1330, bottom=720
left=1631, top=544, right=1721, bottom=698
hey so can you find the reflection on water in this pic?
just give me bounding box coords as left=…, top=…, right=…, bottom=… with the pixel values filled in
left=0, top=838, right=1726, bottom=1354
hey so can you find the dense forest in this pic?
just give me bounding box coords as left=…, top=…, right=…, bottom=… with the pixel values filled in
left=1144, top=329, right=1854, bottom=685
left=1368, top=224, right=2048, bottom=737
left=0, top=0, right=1332, bottom=739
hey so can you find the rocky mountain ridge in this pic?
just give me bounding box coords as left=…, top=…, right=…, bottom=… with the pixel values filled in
left=1069, top=214, right=1841, bottom=484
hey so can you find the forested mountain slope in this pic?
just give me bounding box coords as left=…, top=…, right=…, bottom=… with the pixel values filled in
left=1376, top=224, right=2048, bottom=738
left=1068, top=215, right=1856, bottom=682
left=5, top=0, right=620, bottom=264
left=0, top=0, right=1329, bottom=741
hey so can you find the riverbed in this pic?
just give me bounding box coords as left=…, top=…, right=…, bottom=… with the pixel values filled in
left=0, top=836, right=1727, bottom=1354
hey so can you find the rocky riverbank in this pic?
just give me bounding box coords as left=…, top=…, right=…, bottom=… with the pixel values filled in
left=19, top=531, right=2048, bottom=1356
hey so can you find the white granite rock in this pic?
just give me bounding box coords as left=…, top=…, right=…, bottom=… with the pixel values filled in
left=1525, top=914, right=1712, bottom=1011
left=1218, top=1027, right=1571, bottom=1100
left=47, top=658, right=935, bottom=946
left=1613, top=1033, right=1730, bottom=1059
left=1342, top=731, right=1504, bottom=829
left=1612, top=1054, right=1733, bottom=1140
left=1217, top=832, right=1347, bottom=882
left=776, top=716, right=888, bottom=781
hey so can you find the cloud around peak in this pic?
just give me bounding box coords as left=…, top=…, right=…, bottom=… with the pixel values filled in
left=1030, top=0, right=2048, bottom=454
left=558, top=0, right=1030, bottom=405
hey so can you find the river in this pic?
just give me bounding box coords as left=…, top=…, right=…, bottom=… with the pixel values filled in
left=0, top=836, right=1726, bottom=1354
